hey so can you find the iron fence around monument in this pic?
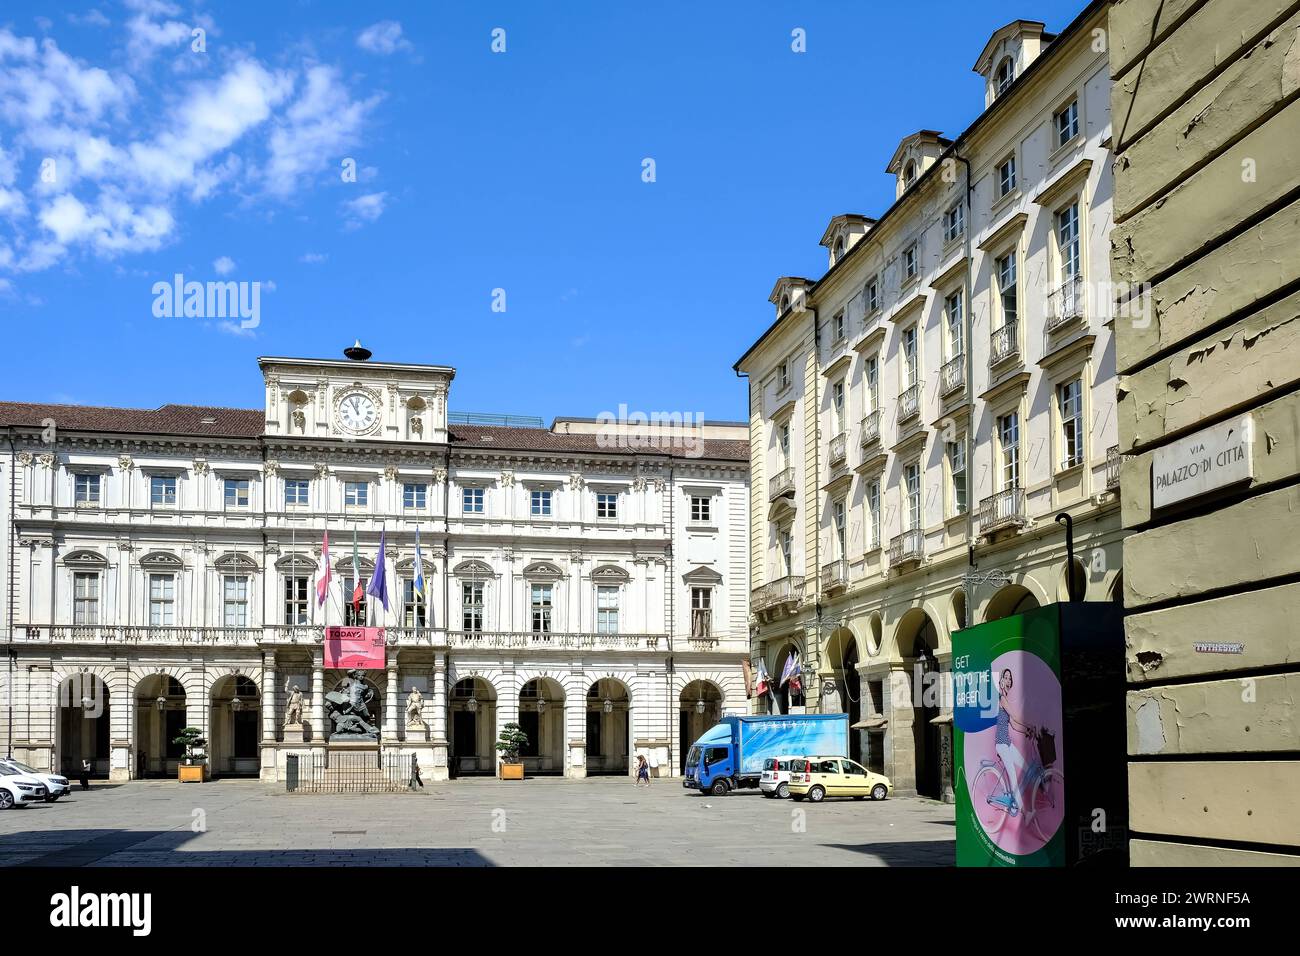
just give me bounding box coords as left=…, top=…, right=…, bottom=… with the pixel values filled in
left=285, top=751, right=416, bottom=793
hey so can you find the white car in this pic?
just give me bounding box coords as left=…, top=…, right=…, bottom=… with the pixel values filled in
left=0, top=758, right=70, bottom=801
left=759, top=755, right=805, bottom=799
left=0, top=765, right=48, bottom=809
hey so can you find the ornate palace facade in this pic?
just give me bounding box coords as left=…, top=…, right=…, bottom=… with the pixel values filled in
left=0, top=350, right=750, bottom=781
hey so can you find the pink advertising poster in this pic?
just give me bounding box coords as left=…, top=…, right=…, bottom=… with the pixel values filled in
left=323, top=627, right=386, bottom=669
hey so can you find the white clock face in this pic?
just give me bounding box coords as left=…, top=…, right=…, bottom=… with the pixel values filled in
left=337, top=392, right=378, bottom=433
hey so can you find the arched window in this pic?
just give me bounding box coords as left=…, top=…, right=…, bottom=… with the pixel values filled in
left=995, top=56, right=1015, bottom=96
left=833, top=235, right=845, bottom=261
left=903, top=160, right=916, bottom=188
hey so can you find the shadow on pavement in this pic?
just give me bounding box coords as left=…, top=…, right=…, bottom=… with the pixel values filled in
left=819, top=840, right=954, bottom=866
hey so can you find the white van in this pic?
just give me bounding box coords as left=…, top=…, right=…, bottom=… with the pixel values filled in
left=758, top=755, right=805, bottom=799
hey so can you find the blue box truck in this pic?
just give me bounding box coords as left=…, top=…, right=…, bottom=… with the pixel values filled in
left=682, top=714, right=849, bottom=795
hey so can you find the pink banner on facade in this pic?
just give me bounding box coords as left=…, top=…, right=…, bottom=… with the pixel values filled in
left=323, top=627, right=386, bottom=669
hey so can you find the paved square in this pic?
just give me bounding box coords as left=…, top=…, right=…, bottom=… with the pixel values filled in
left=0, top=778, right=955, bottom=867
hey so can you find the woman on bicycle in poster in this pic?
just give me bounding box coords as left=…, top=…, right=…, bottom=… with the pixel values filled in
left=994, top=668, right=1034, bottom=813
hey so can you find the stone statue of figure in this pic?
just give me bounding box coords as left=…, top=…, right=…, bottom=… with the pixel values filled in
left=284, top=683, right=303, bottom=727
left=405, top=687, right=425, bottom=727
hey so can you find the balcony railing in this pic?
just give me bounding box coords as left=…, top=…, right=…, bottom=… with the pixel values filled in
left=447, top=631, right=663, bottom=651
left=980, top=486, right=1028, bottom=534
left=990, top=321, right=1020, bottom=366
left=1046, top=275, right=1085, bottom=332
left=751, top=575, right=805, bottom=612
left=1106, top=445, right=1121, bottom=490
left=888, top=529, right=925, bottom=567
left=940, top=355, right=965, bottom=397
left=828, top=431, right=848, bottom=466
left=898, top=381, right=923, bottom=422
left=21, top=625, right=261, bottom=645
left=769, top=466, right=796, bottom=500
left=820, top=559, right=849, bottom=592
left=860, top=410, right=881, bottom=448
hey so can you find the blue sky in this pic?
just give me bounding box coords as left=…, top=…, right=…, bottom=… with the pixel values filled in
left=1, top=0, right=1088, bottom=424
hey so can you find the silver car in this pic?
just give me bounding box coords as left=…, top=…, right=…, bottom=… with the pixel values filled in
left=0, top=758, right=69, bottom=801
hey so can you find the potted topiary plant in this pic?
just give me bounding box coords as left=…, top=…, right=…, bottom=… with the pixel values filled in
left=496, top=722, right=529, bottom=780
left=173, top=727, right=208, bottom=782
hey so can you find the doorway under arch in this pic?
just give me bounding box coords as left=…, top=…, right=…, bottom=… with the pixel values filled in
left=450, top=677, right=497, bottom=776
left=822, top=627, right=862, bottom=763
left=210, top=675, right=260, bottom=778
left=985, top=583, right=1040, bottom=622
left=56, top=673, right=111, bottom=779
left=679, top=680, right=723, bottom=772
left=897, top=609, right=943, bottom=800
left=519, top=678, right=565, bottom=776
left=770, top=643, right=805, bottom=714
left=134, top=675, right=186, bottom=778
left=586, top=678, right=631, bottom=775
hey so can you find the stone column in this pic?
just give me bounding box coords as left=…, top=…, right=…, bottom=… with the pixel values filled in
left=260, top=651, right=277, bottom=781
left=566, top=681, right=586, bottom=779
left=430, top=653, right=449, bottom=781
left=885, top=662, right=916, bottom=794
left=384, top=657, right=400, bottom=742
left=310, top=649, right=324, bottom=744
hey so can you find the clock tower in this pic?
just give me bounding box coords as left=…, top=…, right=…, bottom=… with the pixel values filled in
left=257, top=346, right=454, bottom=444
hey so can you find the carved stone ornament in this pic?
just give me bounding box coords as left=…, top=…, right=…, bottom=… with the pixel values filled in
left=569, top=472, right=585, bottom=490
left=292, top=409, right=306, bottom=429
left=37, top=453, right=55, bottom=469
left=117, top=455, right=134, bottom=471
left=631, top=476, right=647, bottom=492
left=410, top=415, right=423, bottom=435
left=315, top=463, right=330, bottom=478
left=192, top=458, right=210, bottom=475
left=384, top=464, right=399, bottom=481
left=653, top=477, right=667, bottom=493
left=432, top=467, right=448, bottom=484
left=16, top=452, right=33, bottom=467
left=500, top=470, right=516, bottom=487
left=264, top=459, right=281, bottom=477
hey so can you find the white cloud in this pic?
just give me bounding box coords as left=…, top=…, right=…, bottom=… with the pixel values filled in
left=357, top=21, right=411, bottom=56
left=67, top=10, right=112, bottom=29
left=264, top=65, right=379, bottom=196
left=341, top=191, right=387, bottom=229
left=216, top=319, right=256, bottom=338
left=213, top=255, right=235, bottom=275
left=123, top=0, right=191, bottom=65
left=299, top=252, right=327, bottom=264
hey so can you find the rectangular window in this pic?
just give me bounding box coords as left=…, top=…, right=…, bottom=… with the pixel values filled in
left=997, top=155, right=1017, bottom=197
left=462, top=487, right=484, bottom=514
left=73, top=572, right=99, bottom=624
left=905, top=462, right=922, bottom=531
left=834, top=499, right=847, bottom=557
left=832, top=379, right=845, bottom=426
left=222, top=575, right=249, bottom=627
left=149, top=573, right=175, bottom=626
left=461, top=581, right=484, bottom=633
left=943, top=202, right=964, bottom=243
left=945, top=290, right=964, bottom=358
left=832, top=310, right=845, bottom=342
left=402, top=482, right=427, bottom=510
left=780, top=529, right=793, bottom=573
left=74, top=473, right=101, bottom=505
left=999, top=412, right=1021, bottom=490
left=777, top=361, right=790, bottom=391
left=1058, top=379, right=1084, bottom=469
left=690, top=495, right=711, bottom=523
left=596, top=586, right=619, bottom=634
left=903, top=243, right=918, bottom=280
left=150, top=476, right=176, bottom=507
left=902, top=326, right=918, bottom=386
left=691, top=587, right=712, bottom=638
left=867, top=481, right=881, bottom=549
left=403, top=578, right=427, bottom=627
left=530, top=584, right=553, bottom=634
left=283, top=576, right=309, bottom=626
left=779, top=423, right=791, bottom=460
left=596, top=492, right=618, bottom=520
left=997, top=251, right=1018, bottom=326
left=344, top=481, right=368, bottom=508
left=284, top=479, right=309, bottom=507
left=343, top=576, right=368, bottom=626
left=1057, top=202, right=1081, bottom=280
left=948, top=439, right=968, bottom=515
left=224, top=478, right=250, bottom=509
left=1054, top=99, right=1079, bottom=147
left=864, top=277, right=879, bottom=314
left=530, top=489, right=552, bottom=516
left=865, top=356, right=879, bottom=411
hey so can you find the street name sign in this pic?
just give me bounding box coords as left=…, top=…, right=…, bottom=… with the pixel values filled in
left=1151, top=416, right=1253, bottom=509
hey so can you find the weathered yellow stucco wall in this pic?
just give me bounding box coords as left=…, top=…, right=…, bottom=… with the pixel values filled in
left=1110, top=0, right=1300, bottom=864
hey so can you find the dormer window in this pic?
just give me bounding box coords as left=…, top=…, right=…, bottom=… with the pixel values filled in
left=833, top=235, right=845, bottom=262
left=903, top=160, right=917, bottom=188
left=780, top=294, right=790, bottom=314
left=995, top=56, right=1015, bottom=96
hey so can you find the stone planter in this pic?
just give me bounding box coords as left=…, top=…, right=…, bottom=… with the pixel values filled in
left=178, top=763, right=208, bottom=783
left=500, top=762, right=524, bottom=780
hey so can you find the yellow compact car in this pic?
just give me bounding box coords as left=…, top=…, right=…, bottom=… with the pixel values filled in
left=787, top=756, right=890, bottom=802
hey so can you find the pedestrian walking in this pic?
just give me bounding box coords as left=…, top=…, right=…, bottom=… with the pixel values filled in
left=79, top=759, right=91, bottom=791
left=635, top=754, right=651, bottom=788
left=409, top=756, right=424, bottom=790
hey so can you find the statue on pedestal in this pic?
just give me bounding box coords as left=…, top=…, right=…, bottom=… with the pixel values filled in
left=324, top=669, right=379, bottom=740
left=405, top=687, right=426, bottom=728
left=284, top=683, right=304, bottom=727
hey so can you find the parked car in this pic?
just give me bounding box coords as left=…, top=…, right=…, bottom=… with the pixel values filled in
left=0, top=765, right=48, bottom=809
left=788, top=756, right=890, bottom=803
left=0, top=758, right=70, bottom=801
left=759, top=755, right=805, bottom=799
left=683, top=714, right=849, bottom=795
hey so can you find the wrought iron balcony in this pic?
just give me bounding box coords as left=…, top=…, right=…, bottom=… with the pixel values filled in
left=820, top=559, right=849, bottom=593
left=860, top=410, right=882, bottom=448
left=898, top=381, right=923, bottom=422
left=828, top=431, right=848, bottom=466
left=751, top=574, right=805, bottom=612
left=888, top=529, right=925, bottom=567
left=940, top=355, right=966, bottom=397
left=989, top=321, right=1020, bottom=366
left=1046, top=274, right=1085, bottom=332
left=769, top=466, right=796, bottom=500
left=980, top=486, right=1028, bottom=535
left=1106, top=445, right=1121, bottom=490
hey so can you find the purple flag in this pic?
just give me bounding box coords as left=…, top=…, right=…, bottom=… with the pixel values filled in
left=366, top=528, right=389, bottom=611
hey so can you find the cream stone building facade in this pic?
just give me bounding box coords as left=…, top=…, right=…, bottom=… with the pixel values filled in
left=736, top=1, right=1123, bottom=800
left=0, top=351, right=750, bottom=782
left=1109, top=0, right=1300, bottom=865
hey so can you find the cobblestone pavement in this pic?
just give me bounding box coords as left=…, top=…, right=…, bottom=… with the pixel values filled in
left=0, top=778, right=955, bottom=867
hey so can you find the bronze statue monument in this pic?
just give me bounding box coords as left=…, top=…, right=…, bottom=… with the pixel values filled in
left=324, top=669, right=380, bottom=740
